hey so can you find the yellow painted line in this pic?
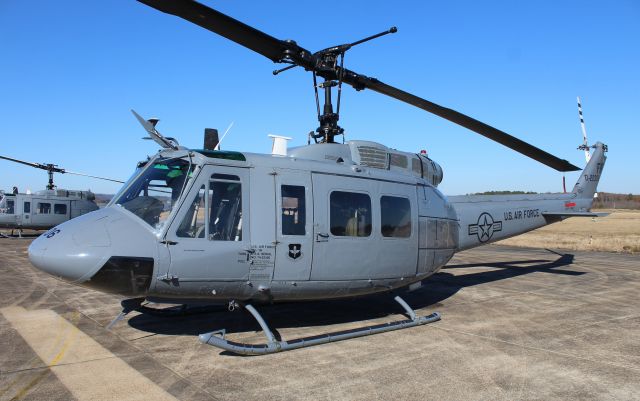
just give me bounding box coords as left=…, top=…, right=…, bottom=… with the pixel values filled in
left=2, top=306, right=178, bottom=401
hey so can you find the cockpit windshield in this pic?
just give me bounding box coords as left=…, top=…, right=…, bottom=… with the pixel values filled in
left=114, top=156, right=194, bottom=230
left=0, top=195, right=14, bottom=214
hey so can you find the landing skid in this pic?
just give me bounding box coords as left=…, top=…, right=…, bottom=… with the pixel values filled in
left=199, top=295, right=441, bottom=355
left=0, top=229, right=23, bottom=238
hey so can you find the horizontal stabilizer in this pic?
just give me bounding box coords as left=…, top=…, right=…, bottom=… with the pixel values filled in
left=542, top=212, right=609, bottom=218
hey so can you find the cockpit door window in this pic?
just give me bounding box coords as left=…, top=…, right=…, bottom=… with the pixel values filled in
left=176, top=185, right=207, bottom=238
left=209, top=175, right=242, bottom=241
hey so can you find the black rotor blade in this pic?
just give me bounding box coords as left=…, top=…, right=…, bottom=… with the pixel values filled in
left=137, top=0, right=296, bottom=63
left=0, top=155, right=41, bottom=169
left=0, top=155, right=64, bottom=173
left=336, top=70, right=580, bottom=172
left=137, top=0, right=579, bottom=172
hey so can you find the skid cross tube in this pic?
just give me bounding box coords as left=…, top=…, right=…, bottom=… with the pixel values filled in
left=198, top=295, right=440, bottom=355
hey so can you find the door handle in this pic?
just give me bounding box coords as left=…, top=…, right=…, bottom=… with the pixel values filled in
left=316, top=233, right=329, bottom=242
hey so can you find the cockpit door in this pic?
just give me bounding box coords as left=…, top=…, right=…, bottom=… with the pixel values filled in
left=161, top=165, right=251, bottom=287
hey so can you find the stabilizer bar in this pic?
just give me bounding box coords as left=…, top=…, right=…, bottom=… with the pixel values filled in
left=198, top=296, right=440, bottom=355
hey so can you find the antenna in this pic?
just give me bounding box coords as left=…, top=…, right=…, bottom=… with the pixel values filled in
left=215, top=121, right=235, bottom=150
left=577, top=96, right=591, bottom=163
left=268, top=134, right=292, bottom=156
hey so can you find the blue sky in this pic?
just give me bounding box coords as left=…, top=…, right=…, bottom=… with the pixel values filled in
left=1, top=0, right=638, bottom=195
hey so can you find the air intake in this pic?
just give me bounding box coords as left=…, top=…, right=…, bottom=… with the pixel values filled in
left=348, top=141, right=389, bottom=169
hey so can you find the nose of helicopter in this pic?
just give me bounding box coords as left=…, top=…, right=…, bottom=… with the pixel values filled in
left=29, top=212, right=113, bottom=282
left=28, top=207, right=157, bottom=295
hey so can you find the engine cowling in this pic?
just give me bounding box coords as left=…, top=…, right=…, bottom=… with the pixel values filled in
left=418, top=154, right=443, bottom=186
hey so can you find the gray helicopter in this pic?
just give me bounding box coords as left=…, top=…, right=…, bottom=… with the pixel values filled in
left=27, top=0, right=607, bottom=355
left=0, top=155, right=122, bottom=235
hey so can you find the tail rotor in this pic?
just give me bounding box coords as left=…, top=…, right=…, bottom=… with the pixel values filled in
left=577, top=96, right=591, bottom=163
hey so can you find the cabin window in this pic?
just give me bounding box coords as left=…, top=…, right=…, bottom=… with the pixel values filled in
left=281, top=185, right=305, bottom=235
left=209, top=177, right=242, bottom=241
left=54, top=204, right=67, bottom=215
left=23, top=202, right=30, bottom=214
left=37, top=203, right=51, bottom=214
left=330, top=191, right=372, bottom=237
left=380, top=196, right=411, bottom=238
left=6, top=200, right=15, bottom=214
left=177, top=185, right=207, bottom=238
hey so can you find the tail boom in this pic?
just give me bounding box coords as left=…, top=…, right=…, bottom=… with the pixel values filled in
left=449, top=142, right=607, bottom=251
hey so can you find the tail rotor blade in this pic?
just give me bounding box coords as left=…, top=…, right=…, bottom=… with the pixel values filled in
left=577, top=96, right=591, bottom=163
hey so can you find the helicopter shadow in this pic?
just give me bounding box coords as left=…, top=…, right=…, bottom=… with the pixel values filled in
left=126, top=250, right=580, bottom=339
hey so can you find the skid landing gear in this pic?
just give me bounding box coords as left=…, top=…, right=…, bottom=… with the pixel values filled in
left=0, top=229, right=22, bottom=238
left=199, top=295, right=441, bottom=355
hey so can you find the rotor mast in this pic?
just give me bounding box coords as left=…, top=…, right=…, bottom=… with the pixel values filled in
left=275, top=27, right=398, bottom=144
left=315, top=79, right=342, bottom=143
left=45, top=164, right=59, bottom=190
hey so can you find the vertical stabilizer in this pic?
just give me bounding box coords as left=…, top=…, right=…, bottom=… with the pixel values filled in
left=572, top=142, right=607, bottom=200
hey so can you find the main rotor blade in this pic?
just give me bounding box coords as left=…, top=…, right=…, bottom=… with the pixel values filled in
left=0, top=155, right=64, bottom=172
left=137, top=0, right=579, bottom=172
left=63, top=171, right=124, bottom=184
left=137, top=0, right=294, bottom=63
left=0, top=155, right=41, bottom=169
left=1, top=155, right=124, bottom=183
left=336, top=70, right=580, bottom=172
